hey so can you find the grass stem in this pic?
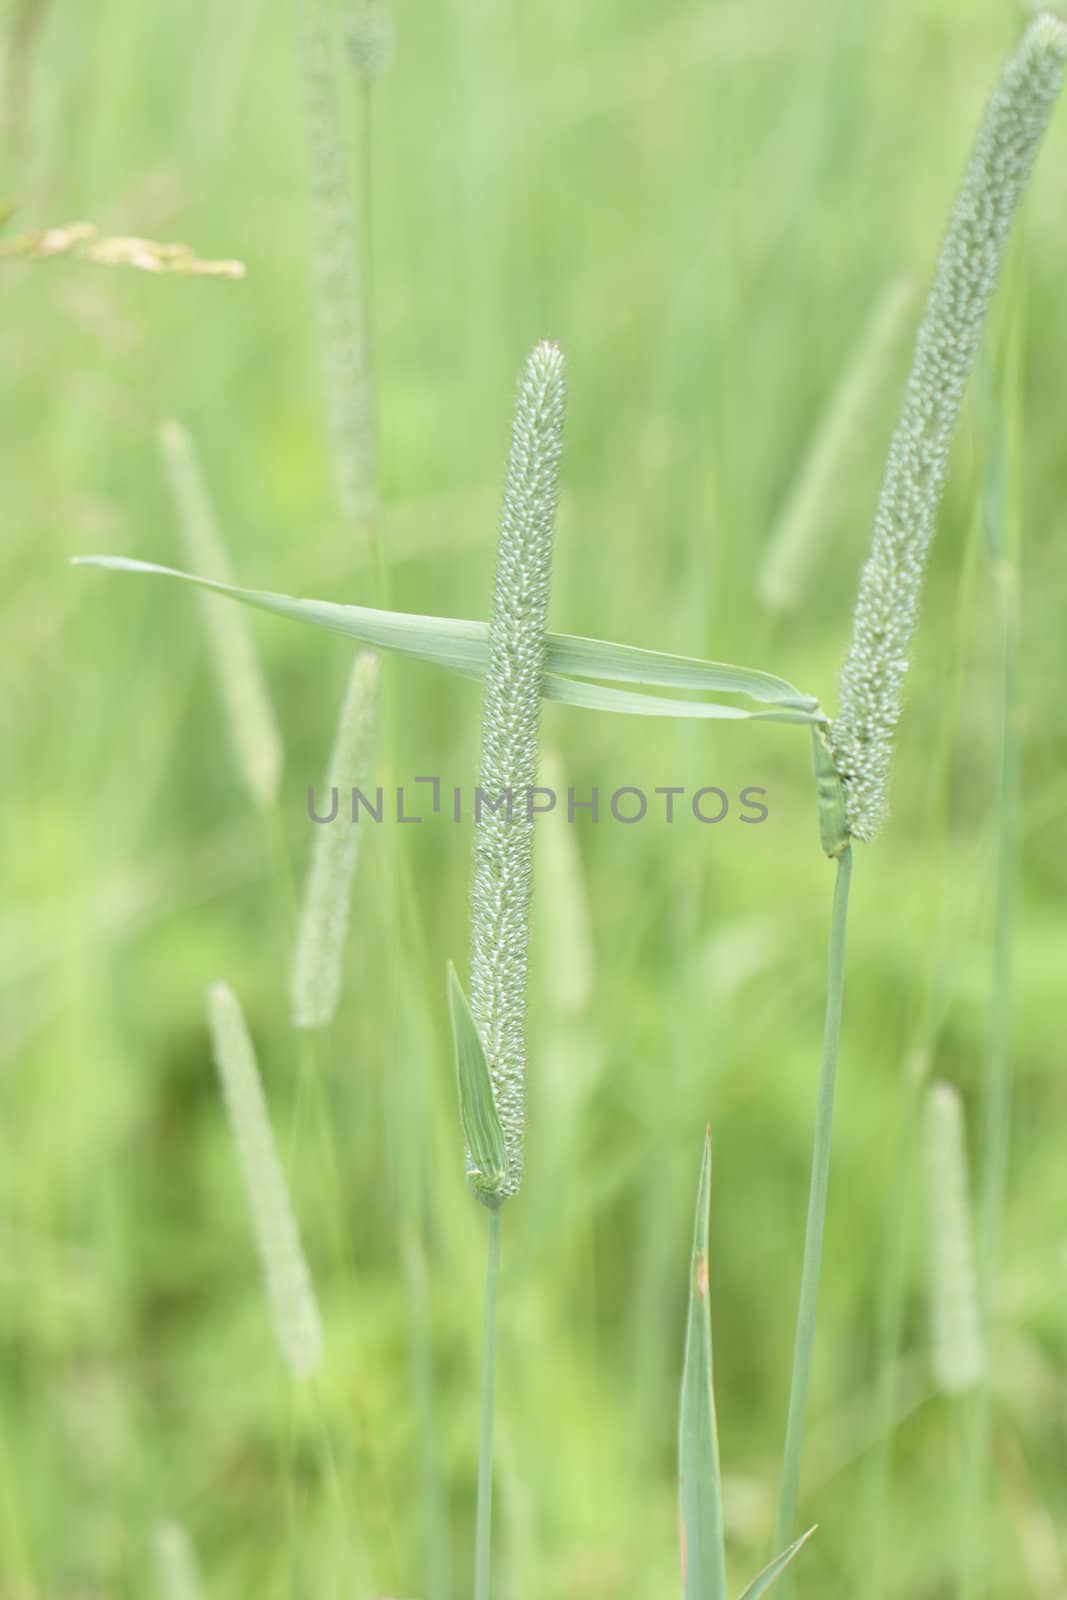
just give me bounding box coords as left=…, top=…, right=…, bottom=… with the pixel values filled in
left=774, top=844, right=853, bottom=1578
left=475, top=1208, right=503, bottom=1600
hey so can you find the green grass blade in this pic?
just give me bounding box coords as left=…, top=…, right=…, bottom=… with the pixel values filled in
left=679, top=1126, right=727, bottom=1600
left=448, top=963, right=509, bottom=1207
left=73, top=556, right=822, bottom=719
left=543, top=672, right=820, bottom=724
left=736, top=1527, right=817, bottom=1599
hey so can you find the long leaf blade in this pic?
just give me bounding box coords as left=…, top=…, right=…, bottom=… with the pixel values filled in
left=73, top=556, right=820, bottom=714
left=736, top=1527, right=817, bottom=1600
left=448, top=964, right=509, bottom=1208
left=679, top=1127, right=727, bottom=1600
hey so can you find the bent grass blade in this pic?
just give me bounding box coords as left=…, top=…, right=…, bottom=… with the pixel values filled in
left=73, top=556, right=824, bottom=721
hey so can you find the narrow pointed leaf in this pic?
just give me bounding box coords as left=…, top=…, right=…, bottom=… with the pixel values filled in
left=736, top=1527, right=817, bottom=1600
left=73, top=556, right=823, bottom=719
left=679, top=1127, right=727, bottom=1600
left=448, top=963, right=509, bottom=1208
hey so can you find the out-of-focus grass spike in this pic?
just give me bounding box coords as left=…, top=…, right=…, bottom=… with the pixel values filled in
left=206, top=982, right=323, bottom=1380
left=157, top=422, right=283, bottom=812
left=759, top=277, right=915, bottom=613
left=154, top=1520, right=205, bottom=1600
left=291, top=651, right=380, bottom=1029
left=925, top=1082, right=984, bottom=1393
left=679, top=1126, right=727, bottom=1600
left=300, top=0, right=377, bottom=530
left=346, top=0, right=394, bottom=78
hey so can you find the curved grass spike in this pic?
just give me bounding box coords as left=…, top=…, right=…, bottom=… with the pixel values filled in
left=831, top=14, right=1067, bottom=841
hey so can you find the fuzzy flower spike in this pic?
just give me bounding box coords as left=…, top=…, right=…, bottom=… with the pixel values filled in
left=832, top=14, right=1067, bottom=841
left=466, top=342, right=566, bottom=1201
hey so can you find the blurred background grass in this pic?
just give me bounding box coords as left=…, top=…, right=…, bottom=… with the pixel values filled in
left=4, top=0, right=1067, bottom=1595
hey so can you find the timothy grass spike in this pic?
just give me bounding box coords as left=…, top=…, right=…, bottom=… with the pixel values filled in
left=468, top=341, right=566, bottom=1200
left=925, top=1081, right=984, bottom=1394
left=301, top=0, right=377, bottom=529
left=206, top=982, right=323, bottom=1379
left=158, top=421, right=283, bottom=812
left=832, top=15, right=1067, bottom=840
left=291, top=651, right=380, bottom=1029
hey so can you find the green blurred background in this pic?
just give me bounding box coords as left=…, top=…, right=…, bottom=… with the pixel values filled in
left=4, top=0, right=1067, bottom=1595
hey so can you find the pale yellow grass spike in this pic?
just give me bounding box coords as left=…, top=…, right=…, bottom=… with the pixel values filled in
left=0, top=220, right=245, bottom=277
left=159, top=421, right=283, bottom=811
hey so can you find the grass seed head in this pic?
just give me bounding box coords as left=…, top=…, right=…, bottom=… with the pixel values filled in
left=468, top=341, right=566, bottom=1199
left=831, top=15, right=1067, bottom=840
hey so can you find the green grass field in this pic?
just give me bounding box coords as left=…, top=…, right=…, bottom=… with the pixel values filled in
left=5, top=1, right=1067, bottom=1595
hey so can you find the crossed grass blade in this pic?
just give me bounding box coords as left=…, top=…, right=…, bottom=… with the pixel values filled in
left=73, top=556, right=823, bottom=722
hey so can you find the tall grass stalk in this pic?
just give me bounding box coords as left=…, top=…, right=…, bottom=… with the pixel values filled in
left=776, top=22, right=1066, bottom=1576
left=831, top=15, right=1067, bottom=842
left=475, top=1208, right=502, bottom=1600
left=773, top=844, right=852, bottom=1567
left=959, top=287, right=1025, bottom=1600
left=461, top=340, right=566, bottom=1595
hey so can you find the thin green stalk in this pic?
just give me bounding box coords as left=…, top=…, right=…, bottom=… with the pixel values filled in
left=958, top=279, right=1023, bottom=1599
left=774, top=845, right=853, bottom=1576
left=475, top=1209, right=503, bottom=1600
left=960, top=552, right=1021, bottom=1600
